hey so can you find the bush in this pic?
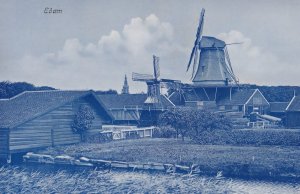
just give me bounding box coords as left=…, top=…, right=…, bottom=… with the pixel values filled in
left=159, top=108, right=233, bottom=141
left=86, top=133, right=112, bottom=143
left=194, top=129, right=300, bottom=146
left=72, top=105, right=95, bottom=142
left=152, top=126, right=177, bottom=138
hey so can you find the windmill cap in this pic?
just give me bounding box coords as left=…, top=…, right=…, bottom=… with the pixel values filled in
left=200, top=36, right=226, bottom=48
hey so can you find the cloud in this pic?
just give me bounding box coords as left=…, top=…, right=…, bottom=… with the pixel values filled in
left=2, top=14, right=187, bottom=92
left=217, top=30, right=299, bottom=86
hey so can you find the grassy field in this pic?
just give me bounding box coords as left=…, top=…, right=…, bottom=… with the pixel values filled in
left=1, top=166, right=300, bottom=194
left=39, top=138, right=300, bottom=179
left=0, top=166, right=233, bottom=193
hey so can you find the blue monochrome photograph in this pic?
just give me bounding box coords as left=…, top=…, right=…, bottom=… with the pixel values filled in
left=0, top=0, right=300, bottom=193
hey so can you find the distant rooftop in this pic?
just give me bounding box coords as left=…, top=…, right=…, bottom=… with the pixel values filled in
left=217, top=89, right=257, bottom=105
left=0, top=90, right=109, bottom=128
left=286, top=96, right=300, bottom=112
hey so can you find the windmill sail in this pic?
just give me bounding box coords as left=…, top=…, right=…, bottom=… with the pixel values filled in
left=153, top=55, right=160, bottom=80
left=186, top=8, right=238, bottom=86
left=132, top=55, right=181, bottom=105
left=187, top=8, right=205, bottom=75
left=132, top=72, right=153, bottom=81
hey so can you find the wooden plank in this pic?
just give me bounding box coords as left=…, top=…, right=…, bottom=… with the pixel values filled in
left=10, top=143, right=52, bottom=151
left=10, top=138, right=51, bottom=144
left=10, top=131, right=51, bottom=136
left=10, top=136, right=51, bottom=142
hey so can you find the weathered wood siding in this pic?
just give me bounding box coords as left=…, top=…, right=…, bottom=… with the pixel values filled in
left=9, top=96, right=106, bottom=153
left=286, top=112, right=300, bottom=128
left=245, top=91, right=269, bottom=115
left=246, top=91, right=269, bottom=106
left=0, top=128, right=9, bottom=160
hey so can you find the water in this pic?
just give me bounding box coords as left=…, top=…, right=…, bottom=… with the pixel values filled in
left=227, top=179, right=300, bottom=194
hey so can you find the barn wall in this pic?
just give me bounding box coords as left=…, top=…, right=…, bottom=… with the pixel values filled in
left=286, top=112, right=300, bottom=128
left=0, top=128, right=9, bottom=161
left=245, top=91, right=269, bottom=115
left=9, top=96, right=105, bottom=153
left=246, top=91, right=269, bottom=106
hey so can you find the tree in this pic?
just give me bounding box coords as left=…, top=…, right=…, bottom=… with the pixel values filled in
left=188, top=111, right=232, bottom=140
left=159, top=108, right=232, bottom=141
left=72, top=105, right=95, bottom=142
left=159, top=108, right=195, bottom=141
left=0, top=81, right=55, bottom=99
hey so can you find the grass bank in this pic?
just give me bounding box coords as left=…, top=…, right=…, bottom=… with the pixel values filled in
left=0, top=166, right=236, bottom=194
left=39, top=138, right=300, bottom=180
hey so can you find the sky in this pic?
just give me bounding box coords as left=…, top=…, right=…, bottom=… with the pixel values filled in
left=0, top=0, right=300, bottom=93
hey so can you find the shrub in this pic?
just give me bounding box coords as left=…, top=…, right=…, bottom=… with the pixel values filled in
left=72, top=105, right=95, bottom=142
left=159, top=108, right=233, bottom=141
left=86, top=133, right=112, bottom=143
left=152, top=126, right=177, bottom=138
left=194, top=129, right=300, bottom=146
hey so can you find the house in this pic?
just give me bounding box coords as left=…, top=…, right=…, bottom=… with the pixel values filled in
left=97, top=94, right=147, bottom=125
left=286, top=95, right=300, bottom=128
left=97, top=93, right=175, bottom=125
left=269, top=102, right=289, bottom=118
left=0, top=90, right=113, bottom=163
left=216, top=89, right=270, bottom=116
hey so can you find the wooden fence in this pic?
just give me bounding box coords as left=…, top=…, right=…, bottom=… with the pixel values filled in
left=23, top=152, right=200, bottom=174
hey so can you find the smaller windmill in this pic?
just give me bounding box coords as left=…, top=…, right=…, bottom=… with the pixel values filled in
left=187, top=8, right=239, bottom=86
left=132, top=55, right=181, bottom=107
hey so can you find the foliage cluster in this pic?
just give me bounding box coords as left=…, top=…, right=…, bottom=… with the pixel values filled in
left=152, top=126, right=177, bottom=138
left=0, top=81, right=55, bottom=99
left=0, top=81, right=118, bottom=99
left=244, top=84, right=300, bottom=102
left=196, top=129, right=300, bottom=146
left=72, top=105, right=95, bottom=141
left=158, top=108, right=232, bottom=141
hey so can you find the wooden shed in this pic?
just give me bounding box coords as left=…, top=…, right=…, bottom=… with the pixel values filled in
left=97, top=93, right=175, bottom=125
left=0, top=90, right=113, bottom=163
left=286, top=95, right=300, bottom=128
left=217, top=89, right=270, bottom=116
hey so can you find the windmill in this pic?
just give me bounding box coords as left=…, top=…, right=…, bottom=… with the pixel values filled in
left=187, top=8, right=239, bottom=86
left=132, top=55, right=181, bottom=107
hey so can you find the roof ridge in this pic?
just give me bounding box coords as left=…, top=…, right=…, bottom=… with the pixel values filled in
left=1, top=89, right=91, bottom=101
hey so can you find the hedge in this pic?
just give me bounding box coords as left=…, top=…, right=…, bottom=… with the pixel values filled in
left=194, top=129, right=300, bottom=146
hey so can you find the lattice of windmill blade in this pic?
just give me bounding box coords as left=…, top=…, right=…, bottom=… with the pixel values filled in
left=224, top=46, right=239, bottom=84
left=153, top=55, right=160, bottom=79
left=132, top=72, right=154, bottom=81
left=187, top=8, right=205, bottom=78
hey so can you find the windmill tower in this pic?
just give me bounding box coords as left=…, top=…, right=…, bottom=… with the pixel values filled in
left=132, top=55, right=181, bottom=126
left=132, top=55, right=180, bottom=107
left=187, top=8, right=239, bottom=86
